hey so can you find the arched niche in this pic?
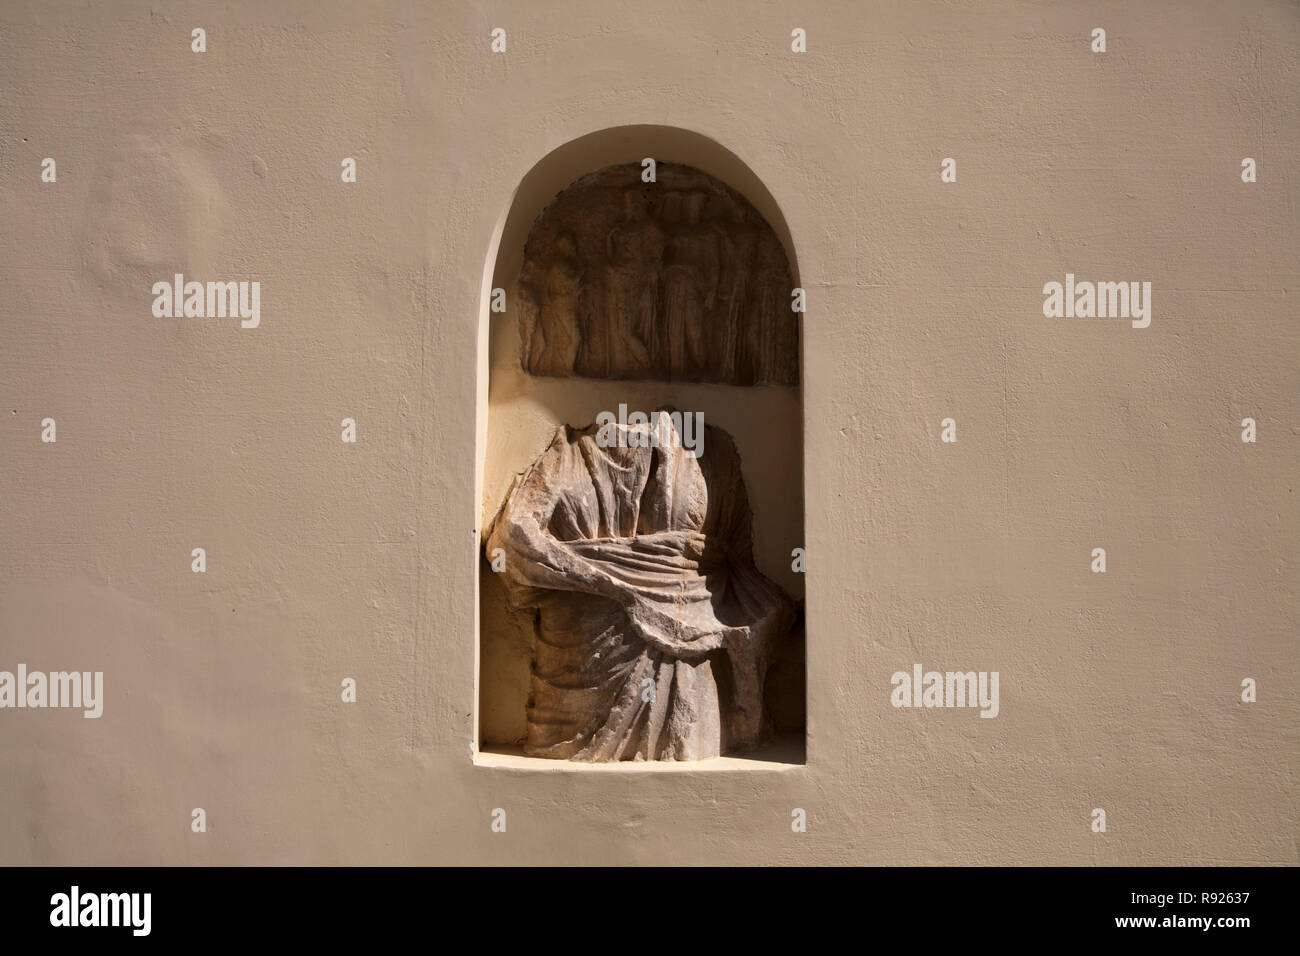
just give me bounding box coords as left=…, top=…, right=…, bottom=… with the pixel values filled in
left=475, top=126, right=805, bottom=764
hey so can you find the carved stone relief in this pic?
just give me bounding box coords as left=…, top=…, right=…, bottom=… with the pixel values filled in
left=517, top=163, right=799, bottom=386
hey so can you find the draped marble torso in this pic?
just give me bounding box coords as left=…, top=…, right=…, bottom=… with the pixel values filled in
left=486, top=412, right=793, bottom=761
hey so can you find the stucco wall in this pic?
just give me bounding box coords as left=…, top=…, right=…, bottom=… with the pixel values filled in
left=1, top=0, right=1296, bottom=864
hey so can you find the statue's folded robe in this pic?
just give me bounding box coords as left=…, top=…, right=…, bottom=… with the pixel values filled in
left=487, top=412, right=793, bottom=761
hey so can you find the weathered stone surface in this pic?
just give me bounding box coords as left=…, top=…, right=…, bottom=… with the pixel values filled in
left=485, top=411, right=795, bottom=761
left=517, top=162, right=799, bottom=385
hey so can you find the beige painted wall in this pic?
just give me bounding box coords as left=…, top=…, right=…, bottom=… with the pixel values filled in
left=1, top=0, right=1296, bottom=865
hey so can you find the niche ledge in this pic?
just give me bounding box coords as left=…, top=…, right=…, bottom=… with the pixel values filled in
left=473, top=732, right=805, bottom=772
